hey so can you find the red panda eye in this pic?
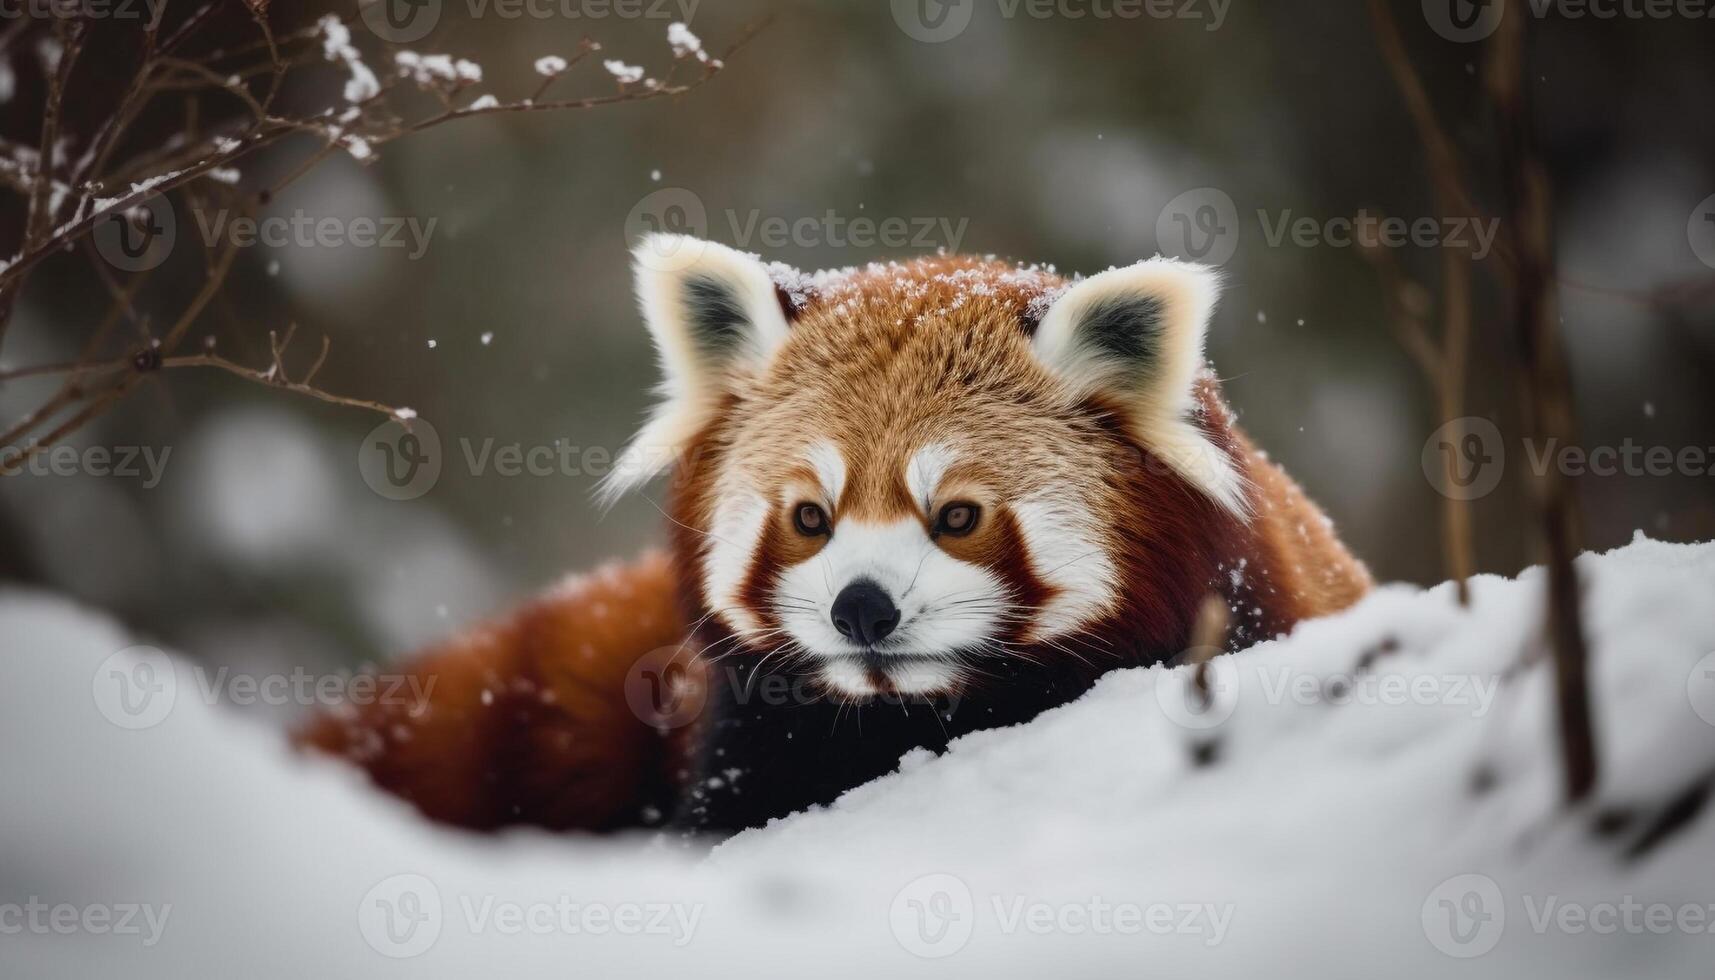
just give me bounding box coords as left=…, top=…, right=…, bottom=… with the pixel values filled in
left=793, top=502, right=829, bottom=536
left=934, top=502, right=980, bottom=537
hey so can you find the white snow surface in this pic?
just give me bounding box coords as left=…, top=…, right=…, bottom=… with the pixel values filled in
left=3, top=534, right=1714, bottom=978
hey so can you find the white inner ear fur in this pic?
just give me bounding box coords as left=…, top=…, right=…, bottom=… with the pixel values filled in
left=599, top=234, right=789, bottom=504
left=1032, top=258, right=1251, bottom=518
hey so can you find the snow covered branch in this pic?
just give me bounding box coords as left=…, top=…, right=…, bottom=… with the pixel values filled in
left=0, top=8, right=760, bottom=474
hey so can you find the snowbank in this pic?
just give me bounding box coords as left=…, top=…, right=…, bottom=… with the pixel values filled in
left=4, top=534, right=1714, bottom=978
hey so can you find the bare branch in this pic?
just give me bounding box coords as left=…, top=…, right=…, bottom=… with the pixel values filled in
left=1364, top=0, right=1479, bottom=604
left=1486, top=3, right=1599, bottom=806
left=0, top=12, right=759, bottom=463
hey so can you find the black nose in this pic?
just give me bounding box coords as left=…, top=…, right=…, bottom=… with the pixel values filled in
left=830, top=579, right=900, bottom=646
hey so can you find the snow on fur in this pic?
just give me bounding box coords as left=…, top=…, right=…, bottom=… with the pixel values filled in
left=2, top=535, right=1713, bottom=977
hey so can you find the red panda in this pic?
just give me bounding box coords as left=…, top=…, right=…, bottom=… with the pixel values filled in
left=296, top=235, right=1371, bottom=837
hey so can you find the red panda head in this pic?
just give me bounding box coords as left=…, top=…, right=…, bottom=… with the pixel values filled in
left=603, top=235, right=1253, bottom=698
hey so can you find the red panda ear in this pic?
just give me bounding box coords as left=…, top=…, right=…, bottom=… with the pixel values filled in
left=599, top=235, right=789, bottom=504
left=1032, top=259, right=1250, bottom=518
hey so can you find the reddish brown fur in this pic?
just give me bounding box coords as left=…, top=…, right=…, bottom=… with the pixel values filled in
left=296, top=551, right=693, bottom=831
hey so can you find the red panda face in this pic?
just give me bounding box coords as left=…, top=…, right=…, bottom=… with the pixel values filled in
left=605, top=237, right=1250, bottom=698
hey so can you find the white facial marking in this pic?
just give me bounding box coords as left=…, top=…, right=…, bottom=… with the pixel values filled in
left=817, top=657, right=876, bottom=698
left=804, top=440, right=847, bottom=505
left=771, top=516, right=1007, bottom=697
left=702, top=488, right=768, bottom=636
left=1012, top=495, right=1118, bottom=639
left=905, top=441, right=957, bottom=513
left=884, top=660, right=962, bottom=695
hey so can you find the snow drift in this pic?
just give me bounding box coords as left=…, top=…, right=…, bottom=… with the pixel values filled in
left=3, top=534, right=1714, bottom=979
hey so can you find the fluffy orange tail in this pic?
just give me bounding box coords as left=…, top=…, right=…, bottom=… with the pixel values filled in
left=294, top=550, right=691, bottom=831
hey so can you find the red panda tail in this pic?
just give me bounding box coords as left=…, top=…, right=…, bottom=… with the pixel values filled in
left=292, top=550, right=693, bottom=832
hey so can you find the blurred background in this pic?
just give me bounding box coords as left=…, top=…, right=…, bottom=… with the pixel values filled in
left=1, top=0, right=1711, bottom=699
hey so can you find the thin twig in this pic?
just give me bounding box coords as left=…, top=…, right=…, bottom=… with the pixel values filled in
left=1365, top=0, right=1479, bottom=604
left=1486, top=4, right=1598, bottom=805
left=0, top=13, right=759, bottom=462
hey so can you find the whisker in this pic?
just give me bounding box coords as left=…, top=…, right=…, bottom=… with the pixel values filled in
left=1035, top=548, right=1110, bottom=579
left=640, top=493, right=745, bottom=552
left=900, top=543, right=934, bottom=600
